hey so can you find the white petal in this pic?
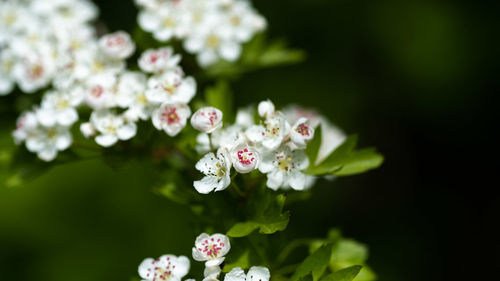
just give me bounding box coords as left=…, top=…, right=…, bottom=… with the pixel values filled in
left=36, top=109, right=57, bottom=127
left=58, top=108, right=78, bottom=126
left=95, top=134, right=118, bottom=147
left=219, top=41, right=241, bottom=62
left=38, top=147, right=57, bottom=162
left=193, top=176, right=218, bottom=194
left=192, top=247, right=207, bottom=262
left=56, top=132, right=72, bottom=150
left=197, top=50, right=218, bottom=67
left=117, top=123, right=137, bottom=140
left=266, top=170, right=283, bottom=190
left=138, top=258, right=155, bottom=279
left=247, top=267, right=270, bottom=281
left=224, top=267, right=246, bottom=281
left=172, top=256, right=190, bottom=278
left=288, top=171, right=307, bottom=191
left=205, top=257, right=224, bottom=267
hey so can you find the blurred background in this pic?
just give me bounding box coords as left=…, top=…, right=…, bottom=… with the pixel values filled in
left=1, top=0, right=498, bottom=280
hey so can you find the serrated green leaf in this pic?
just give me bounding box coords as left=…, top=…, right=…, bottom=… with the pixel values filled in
left=320, top=266, right=362, bottom=281
left=305, top=135, right=383, bottom=176
left=205, top=80, right=233, bottom=122
left=291, top=243, right=333, bottom=281
left=227, top=222, right=260, bottom=237
left=305, top=125, right=322, bottom=165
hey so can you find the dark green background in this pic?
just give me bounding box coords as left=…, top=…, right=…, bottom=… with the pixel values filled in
left=1, top=0, right=498, bottom=280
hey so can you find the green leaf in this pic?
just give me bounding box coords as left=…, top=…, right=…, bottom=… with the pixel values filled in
left=205, top=80, right=233, bottom=122
left=227, top=193, right=290, bottom=237
left=291, top=243, right=333, bottom=281
left=222, top=250, right=251, bottom=272
left=305, top=125, right=322, bottom=165
left=320, top=266, right=362, bottom=281
left=331, top=240, right=368, bottom=266
left=305, top=135, right=384, bottom=176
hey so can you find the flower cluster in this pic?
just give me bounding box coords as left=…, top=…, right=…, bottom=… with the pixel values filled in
left=0, top=0, right=98, bottom=95
left=193, top=100, right=346, bottom=193
left=138, top=233, right=270, bottom=281
left=135, top=0, right=267, bottom=67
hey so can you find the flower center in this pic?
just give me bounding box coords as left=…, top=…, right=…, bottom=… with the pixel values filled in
left=295, top=123, right=310, bottom=136
left=57, top=99, right=68, bottom=109
left=199, top=238, right=225, bottom=258
left=28, top=64, right=44, bottom=79
left=163, top=17, right=176, bottom=28
left=161, top=107, right=180, bottom=125
left=276, top=153, right=294, bottom=172
left=206, top=34, right=220, bottom=48
left=91, top=85, right=104, bottom=98
left=237, top=148, right=255, bottom=166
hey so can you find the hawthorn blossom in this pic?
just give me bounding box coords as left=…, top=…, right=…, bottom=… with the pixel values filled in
left=0, top=49, right=16, bottom=95
left=84, top=71, right=118, bottom=109
left=24, top=124, right=73, bottom=162
left=152, top=102, right=191, bottom=136
left=146, top=70, right=196, bottom=104
left=193, top=148, right=232, bottom=194
left=290, top=118, right=314, bottom=148
left=135, top=0, right=266, bottom=67
left=258, top=144, right=313, bottom=191
left=35, top=90, right=83, bottom=127
left=139, top=47, right=181, bottom=74
left=246, top=113, right=291, bottom=151
left=225, top=267, right=270, bottom=281
left=90, top=110, right=137, bottom=147
left=98, top=31, right=135, bottom=60
left=192, top=233, right=231, bottom=267
left=12, top=111, right=39, bottom=144
left=190, top=107, right=223, bottom=133
left=138, top=254, right=190, bottom=281
left=230, top=143, right=260, bottom=173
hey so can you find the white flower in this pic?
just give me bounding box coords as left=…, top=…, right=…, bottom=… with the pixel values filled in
left=230, top=143, right=260, bottom=173
left=138, top=254, right=190, bottom=281
left=13, top=50, right=54, bottom=93
left=184, top=27, right=241, bottom=67
left=12, top=111, right=38, bottom=144
left=190, top=107, right=223, bottom=133
left=25, top=124, right=72, bottom=162
left=98, top=31, right=135, bottom=60
left=246, top=113, right=290, bottom=151
left=282, top=105, right=346, bottom=164
left=152, top=102, right=191, bottom=136
left=35, top=89, right=82, bottom=127
left=139, top=47, right=181, bottom=73
left=225, top=267, right=270, bottom=281
left=290, top=118, right=314, bottom=148
left=146, top=70, right=196, bottom=104
left=193, top=148, right=232, bottom=194
left=90, top=110, right=137, bottom=147
left=257, top=100, right=275, bottom=118
left=258, top=145, right=313, bottom=191
left=84, top=71, right=117, bottom=109
left=192, top=233, right=231, bottom=267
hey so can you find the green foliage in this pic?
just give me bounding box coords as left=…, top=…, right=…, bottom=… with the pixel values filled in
left=291, top=243, right=333, bottom=281
left=227, top=192, right=289, bottom=237
left=320, top=266, right=362, bottom=281
left=305, top=135, right=384, bottom=177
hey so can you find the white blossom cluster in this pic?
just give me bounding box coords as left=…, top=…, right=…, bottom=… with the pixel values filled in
left=135, top=0, right=267, bottom=67
left=138, top=233, right=271, bottom=281
left=192, top=100, right=346, bottom=193
left=0, top=0, right=98, bottom=95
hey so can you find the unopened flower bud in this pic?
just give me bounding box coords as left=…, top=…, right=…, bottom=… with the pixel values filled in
left=191, top=106, right=223, bottom=133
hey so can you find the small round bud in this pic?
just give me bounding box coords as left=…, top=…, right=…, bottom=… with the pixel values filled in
left=80, top=122, right=96, bottom=138
left=258, top=100, right=275, bottom=118
left=190, top=106, right=223, bottom=133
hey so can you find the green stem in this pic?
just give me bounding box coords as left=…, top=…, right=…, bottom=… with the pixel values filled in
left=230, top=172, right=245, bottom=196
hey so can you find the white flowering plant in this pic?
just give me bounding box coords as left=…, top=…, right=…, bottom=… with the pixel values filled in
left=0, top=1, right=383, bottom=281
